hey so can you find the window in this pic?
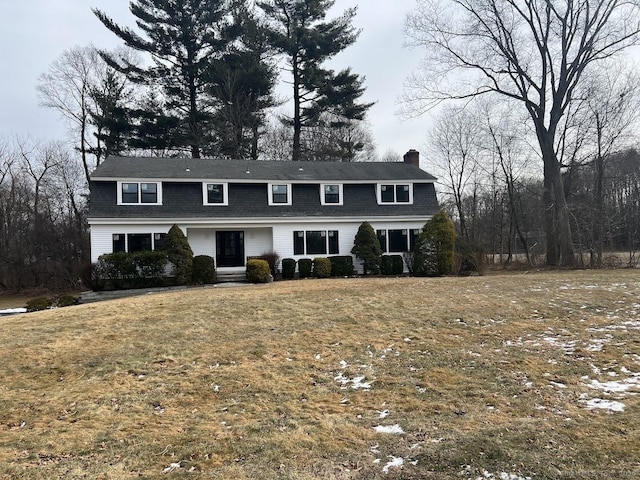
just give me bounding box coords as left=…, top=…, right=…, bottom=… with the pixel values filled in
left=321, top=184, right=342, bottom=205
left=113, top=234, right=125, bottom=253
left=112, top=233, right=165, bottom=253
left=377, top=229, right=412, bottom=253
left=269, top=183, right=291, bottom=205
left=376, top=229, right=387, bottom=253
left=388, top=229, right=408, bottom=252
left=119, top=181, right=161, bottom=204
left=378, top=184, right=413, bottom=204
left=293, top=230, right=339, bottom=255
left=203, top=183, right=228, bottom=205
left=409, top=229, right=420, bottom=252
left=128, top=233, right=152, bottom=252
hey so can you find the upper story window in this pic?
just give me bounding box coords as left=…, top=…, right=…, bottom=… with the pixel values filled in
left=203, top=183, right=228, bottom=206
left=118, top=181, right=162, bottom=205
left=378, top=184, right=413, bottom=204
left=321, top=184, right=343, bottom=205
left=269, top=183, right=292, bottom=205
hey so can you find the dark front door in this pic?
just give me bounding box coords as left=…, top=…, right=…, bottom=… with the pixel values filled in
left=216, top=231, right=245, bottom=267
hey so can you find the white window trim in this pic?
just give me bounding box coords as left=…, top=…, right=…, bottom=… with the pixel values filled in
left=268, top=183, right=292, bottom=206
left=376, top=183, right=413, bottom=205
left=202, top=182, right=229, bottom=206
left=320, top=183, right=344, bottom=206
left=117, top=181, right=163, bottom=205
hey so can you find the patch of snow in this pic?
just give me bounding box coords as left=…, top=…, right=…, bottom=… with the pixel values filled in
left=162, top=462, right=181, bottom=474
left=584, top=398, right=625, bottom=412
left=382, top=456, right=404, bottom=474
left=339, top=360, right=348, bottom=369
left=374, top=424, right=404, bottom=434
left=378, top=409, right=390, bottom=419
left=334, top=373, right=372, bottom=390
left=0, top=308, right=27, bottom=315
left=587, top=377, right=640, bottom=393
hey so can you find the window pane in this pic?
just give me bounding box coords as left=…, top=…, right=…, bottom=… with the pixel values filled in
left=113, top=234, right=125, bottom=253
left=328, top=230, right=339, bottom=254
left=293, top=231, right=305, bottom=255
left=388, top=229, right=408, bottom=252
left=207, top=184, right=224, bottom=203
left=154, top=233, right=167, bottom=251
left=409, top=229, right=420, bottom=252
left=324, top=184, right=340, bottom=203
left=306, top=231, right=326, bottom=255
left=128, top=233, right=152, bottom=252
left=380, top=185, right=394, bottom=203
left=396, top=184, right=410, bottom=202
left=376, top=229, right=387, bottom=253
left=122, top=183, right=138, bottom=203
left=272, top=184, right=288, bottom=203
left=141, top=183, right=158, bottom=203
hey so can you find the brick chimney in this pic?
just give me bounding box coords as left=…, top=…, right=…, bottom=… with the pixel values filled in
left=403, top=149, right=419, bottom=167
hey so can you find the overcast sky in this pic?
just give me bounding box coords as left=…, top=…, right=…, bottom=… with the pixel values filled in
left=0, top=0, right=432, bottom=160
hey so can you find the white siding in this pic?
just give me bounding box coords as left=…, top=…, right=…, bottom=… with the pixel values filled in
left=244, top=228, right=273, bottom=258
left=187, top=228, right=215, bottom=257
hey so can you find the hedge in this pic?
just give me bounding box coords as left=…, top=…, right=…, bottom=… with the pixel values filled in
left=192, top=255, right=216, bottom=284
left=328, top=256, right=354, bottom=276
left=312, top=257, right=332, bottom=278
left=282, top=258, right=296, bottom=280
left=246, top=259, right=272, bottom=283
left=298, top=258, right=312, bottom=278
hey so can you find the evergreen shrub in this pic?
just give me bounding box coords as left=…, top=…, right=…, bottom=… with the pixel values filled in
left=298, top=258, right=312, bottom=278
left=381, top=255, right=393, bottom=275
left=256, top=251, right=280, bottom=277
left=26, top=297, right=53, bottom=312
left=192, top=255, right=216, bottom=284
left=94, top=251, right=167, bottom=290
left=246, top=259, right=271, bottom=283
left=391, top=254, right=404, bottom=274
left=164, top=224, right=193, bottom=285
left=413, top=210, right=456, bottom=276
left=282, top=258, right=296, bottom=280
left=329, top=256, right=354, bottom=276
left=351, top=222, right=382, bottom=275
left=312, top=257, right=331, bottom=278
left=57, top=294, right=79, bottom=307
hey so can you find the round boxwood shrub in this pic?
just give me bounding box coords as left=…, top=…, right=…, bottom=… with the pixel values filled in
left=57, top=294, right=79, bottom=307
left=298, top=258, right=312, bottom=279
left=26, top=297, right=53, bottom=312
left=192, top=255, right=216, bottom=284
left=246, top=259, right=272, bottom=283
left=282, top=258, right=296, bottom=280
left=312, top=257, right=332, bottom=278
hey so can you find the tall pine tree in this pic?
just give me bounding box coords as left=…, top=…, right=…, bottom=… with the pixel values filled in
left=93, top=0, right=231, bottom=158
left=258, top=0, right=373, bottom=161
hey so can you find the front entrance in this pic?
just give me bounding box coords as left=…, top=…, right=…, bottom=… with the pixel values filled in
left=216, top=231, right=245, bottom=267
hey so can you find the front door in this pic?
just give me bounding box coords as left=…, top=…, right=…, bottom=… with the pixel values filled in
left=216, top=231, right=245, bottom=267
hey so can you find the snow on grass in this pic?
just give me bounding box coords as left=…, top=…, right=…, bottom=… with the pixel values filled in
left=334, top=373, right=372, bottom=390
left=0, top=308, right=27, bottom=315
left=460, top=466, right=532, bottom=480
left=583, top=398, right=626, bottom=413
left=373, top=424, right=404, bottom=434
left=382, top=456, right=404, bottom=474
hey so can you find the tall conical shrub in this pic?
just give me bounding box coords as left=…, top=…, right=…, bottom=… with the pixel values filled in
left=351, top=221, right=382, bottom=275
left=413, top=210, right=456, bottom=276
left=163, top=224, right=194, bottom=284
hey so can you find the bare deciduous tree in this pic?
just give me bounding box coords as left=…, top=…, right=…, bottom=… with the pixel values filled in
left=405, top=0, right=640, bottom=266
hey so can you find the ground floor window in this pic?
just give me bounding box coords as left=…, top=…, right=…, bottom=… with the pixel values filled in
left=112, top=233, right=167, bottom=253
left=293, top=230, right=339, bottom=255
left=376, top=229, right=421, bottom=253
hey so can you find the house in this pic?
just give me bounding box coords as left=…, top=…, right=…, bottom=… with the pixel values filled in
left=88, top=150, right=440, bottom=275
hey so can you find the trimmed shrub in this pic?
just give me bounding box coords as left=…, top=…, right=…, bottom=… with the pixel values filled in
left=246, top=259, right=272, bottom=283
left=257, top=251, right=280, bottom=277
left=312, top=257, right=332, bottom=278
left=391, top=254, right=404, bottom=275
left=26, top=297, right=53, bottom=312
left=329, top=255, right=354, bottom=276
left=163, top=224, right=193, bottom=285
left=351, top=222, right=382, bottom=275
left=282, top=258, right=296, bottom=280
left=413, top=210, right=456, bottom=276
left=298, top=258, right=312, bottom=279
left=381, top=255, right=393, bottom=275
left=132, top=251, right=168, bottom=283
left=57, top=294, right=79, bottom=307
left=192, top=255, right=216, bottom=284
left=94, top=251, right=167, bottom=290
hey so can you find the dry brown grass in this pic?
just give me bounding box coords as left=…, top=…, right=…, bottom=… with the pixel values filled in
left=1, top=271, right=639, bottom=479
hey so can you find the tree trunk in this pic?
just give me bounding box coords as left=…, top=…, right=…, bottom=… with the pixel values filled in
left=292, top=54, right=302, bottom=162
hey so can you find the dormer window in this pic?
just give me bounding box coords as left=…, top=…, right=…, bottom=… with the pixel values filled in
left=203, top=183, right=228, bottom=206
left=377, top=184, right=413, bottom=204
left=321, top=184, right=343, bottom=205
left=118, top=181, right=162, bottom=205
left=269, top=183, right=292, bottom=205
